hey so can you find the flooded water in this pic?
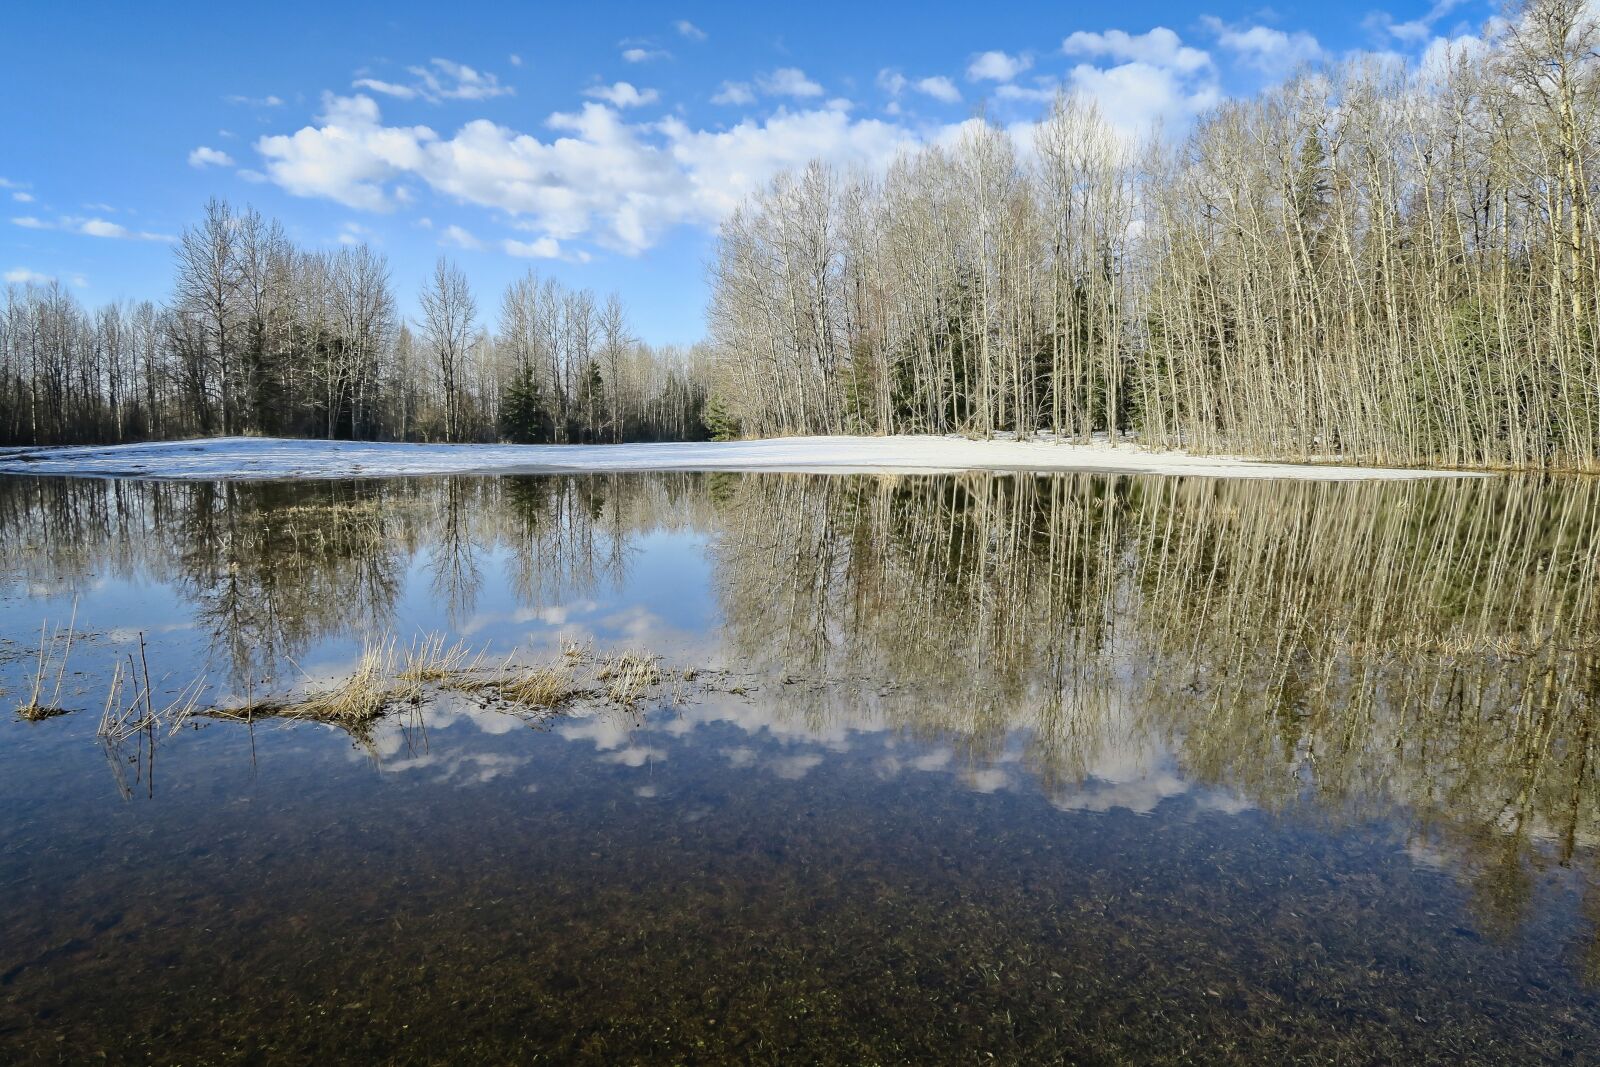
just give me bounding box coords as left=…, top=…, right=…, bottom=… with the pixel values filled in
left=0, top=470, right=1596, bottom=1063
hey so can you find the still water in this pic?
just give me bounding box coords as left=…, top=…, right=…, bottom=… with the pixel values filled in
left=0, top=471, right=1595, bottom=1063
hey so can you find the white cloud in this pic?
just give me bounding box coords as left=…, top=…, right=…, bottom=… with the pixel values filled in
left=1066, top=59, right=1221, bottom=136
left=504, top=236, right=562, bottom=258
left=758, top=67, right=824, bottom=97
left=188, top=146, right=236, bottom=168
left=508, top=54, right=523, bottom=67
left=1054, top=27, right=1221, bottom=136
left=352, top=78, right=418, bottom=100
left=16, top=214, right=173, bottom=241
left=225, top=94, right=284, bottom=107
left=254, top=94, right=916, bottom=255
left=337, top=221, right=380, bottom=246
left=914, top=75, right=961, bottom=103
left=1364, top=0, right=1473, bottom=43
left=1203, top=19, right=1322, bottom=75
left=583, top=81, right=660, bottom=108
left=4, top=268, right=52, bottom=284
left=967, top=50, right=1032, bottom=82
left=441, top=224, right=483, bottom=250
left=256, top=93, right=435, bottom=211
left=11, top=191, right=34, bottom=203
left=711, top=81, right=755, bottom=105
left=622, top=47, right=669, bottom=63
left=878, top=69, right=961, bottom=105
left=353, top=58, right=513, bottom=104
left=1418, top=32, right=1487, bottom=79
left=675, top=20, right=706, bottom=41
left=1063, top=27, right=1211, bottom=74
left=995, top=81, right=1060, bottom=104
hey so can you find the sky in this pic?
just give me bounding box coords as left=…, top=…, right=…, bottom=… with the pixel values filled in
left=1, top=0, right=1490, bottom=346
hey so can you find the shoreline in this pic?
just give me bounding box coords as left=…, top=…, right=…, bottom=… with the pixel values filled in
left=0, top=435, right=1489, bottom=482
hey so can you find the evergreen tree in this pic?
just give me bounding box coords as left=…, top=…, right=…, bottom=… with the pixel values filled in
left=499, top=366, right=551, bottom=443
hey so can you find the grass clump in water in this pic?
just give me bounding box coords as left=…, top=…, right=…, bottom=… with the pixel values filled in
left=495, top=664, right=576, bottom=710
left=276, top=637, right=416, bottom=729
left=598, top=652, right=663, bottom=706
left=17, top=604, right=77, bottom=721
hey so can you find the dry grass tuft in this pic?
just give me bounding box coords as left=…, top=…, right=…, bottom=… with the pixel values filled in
left=598, top=651, right=663, bottom=706
left=399, top=633, right=482, bottom=683
left=496, top=664, right=575, bottom=710
left=274, top=637, right=415, bottom=730
left=17, top=603, right=77, bottom=722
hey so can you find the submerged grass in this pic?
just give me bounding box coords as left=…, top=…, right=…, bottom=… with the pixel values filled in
left=123, top=634, right=695, bottom=739
left=16, top=602, right=77, bottom=721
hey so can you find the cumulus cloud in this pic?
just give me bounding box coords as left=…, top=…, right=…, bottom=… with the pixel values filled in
left=758, top=67, right=824, bottom=97
left=622, top=47, right=670, bottom=63
left=1058, top=27, right=1220, bottom=136
left=4, top=267, right=53, bottom=284
left=878, top=69, right=961, bottom=106
left=967, top=50, right=1032, bottom=82
left=11, top=191, right=33, bottom=203
left=504, top=236, right=562, bottom=258
left=188, top=146, right=236, bottom=168
left=1066, top=60, right=1221, bottom=135
left=995, top=81, right=1060, bottom=104
left=914, top=75, right=961, bottom=103
left=711, top=81, right=756, bottom=105
left=583, top=81, right=660, bottom=108
left=225, top=94, right=284, bottom=107
left=353, top=57, right=514, bottom=103
left=1063, top=26, right=1211, bottom=74
left=675, top=19, right=706, bottom=41
left=253, top=93, right=915, bottom=255
left=1203, top=18, right=1322, bottom=75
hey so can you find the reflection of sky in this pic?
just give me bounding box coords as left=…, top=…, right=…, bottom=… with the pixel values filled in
left=0, top=490, right=1273, bottom=824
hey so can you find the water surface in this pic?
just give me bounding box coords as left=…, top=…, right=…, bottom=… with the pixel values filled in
left=0, top=471, right=1596, bottom=1063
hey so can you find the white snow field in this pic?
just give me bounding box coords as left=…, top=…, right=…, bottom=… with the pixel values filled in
left=0, top=435, right=1484, bottom=482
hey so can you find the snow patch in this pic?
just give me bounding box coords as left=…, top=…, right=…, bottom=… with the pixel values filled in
left=0, top=435, right=1484, bottom=482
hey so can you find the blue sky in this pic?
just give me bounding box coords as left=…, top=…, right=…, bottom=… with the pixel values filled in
left=2, top=0, right=1488, bottom=345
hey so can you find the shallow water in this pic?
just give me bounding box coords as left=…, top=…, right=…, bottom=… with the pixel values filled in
left=0, top=471, right=1596, bottom=1063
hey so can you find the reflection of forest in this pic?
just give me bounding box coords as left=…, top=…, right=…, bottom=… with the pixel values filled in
left=1, top=471, right=1596, bottom=956
left=711, top=472, right=1600, bottom=963
left=0, top=474, right=712, bottom=679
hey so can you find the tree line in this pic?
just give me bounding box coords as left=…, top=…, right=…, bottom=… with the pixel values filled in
left=708, top=0, right=1600, bottom=470
left=0, top=200, right=713, bottom=446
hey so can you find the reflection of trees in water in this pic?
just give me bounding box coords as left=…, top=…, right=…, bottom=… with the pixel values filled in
left=711, top=472, right=1600, bottom=944
left=0, top=474, right=708, bottom=683
left=3, top=469, right=1597, bottom=946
